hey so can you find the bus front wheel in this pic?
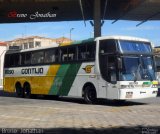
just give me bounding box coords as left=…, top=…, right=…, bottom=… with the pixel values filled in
left=84, top=85, right=97, bottom=104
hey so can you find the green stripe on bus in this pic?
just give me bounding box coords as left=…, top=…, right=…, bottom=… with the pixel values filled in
left=58, top=63, right=81, bottom=95
left=49, top=63, right=81, bottom=95
left=49, top=64, right=70, bottom=95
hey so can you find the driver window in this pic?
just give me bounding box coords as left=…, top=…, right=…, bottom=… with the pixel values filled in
left=107, top=56, right=116, bottom=82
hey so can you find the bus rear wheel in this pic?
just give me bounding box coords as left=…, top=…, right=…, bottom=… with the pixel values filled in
left=84, top=86, right=97, bottom=104
left=23, top=83, right=31, bottom=98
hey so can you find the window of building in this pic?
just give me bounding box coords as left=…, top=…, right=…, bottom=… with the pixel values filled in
left=24, top=43, right=28, bottom=49
left=35, top=41, right=41, bottom=47
left=29, top=42, right=34, bottom=48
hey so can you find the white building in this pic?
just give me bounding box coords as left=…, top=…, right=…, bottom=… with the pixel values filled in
left=7, top=36, right=72, bottom=50
left=7, top=36, right=59, bottom=49
left=0, top=42, right=7, bottom=88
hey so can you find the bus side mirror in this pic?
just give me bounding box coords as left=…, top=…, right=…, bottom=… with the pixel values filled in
left=117, top=58, right=122, bottom=69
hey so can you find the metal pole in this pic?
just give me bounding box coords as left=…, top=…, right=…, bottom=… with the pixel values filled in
left=70, top=28, right=74, bottom=40
left=94, top=0, right=101, bottom=37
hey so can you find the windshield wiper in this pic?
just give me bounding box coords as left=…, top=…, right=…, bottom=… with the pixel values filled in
left=133, top=64, right=142, bottom=82
left=132, top=72, right=137, bottom=82
left=145, top=69, right=153, bottom=81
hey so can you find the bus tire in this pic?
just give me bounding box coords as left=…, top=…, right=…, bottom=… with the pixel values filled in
left=23, top=83, right=31, bottom=98
left=83, top=85, right=97, bottom=104
left=114, top=99, right=126, bottom=104
left=15, top=83, right=24, bottom=98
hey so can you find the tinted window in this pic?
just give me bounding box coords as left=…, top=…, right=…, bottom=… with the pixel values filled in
left=44, top=49, right=59, bottom=63
left=60, top=48, right=68, bottom=62
left=78, top=45, right=86, bottom=60
left=119, top=40, right=151, bottom=53
left=21, top=53, right=31, bottom=65
left=60, top=46, right=77, bottom=62
left=4, top=55, right=10, bottom=67
left=78, top=43, right=95, bottom=60
left=68, top=47, right=77, bottom=61
left=4, top=54, right=20, bottom=67
left=86, top=44, right=95, bottom=59
left=99, top=39, right=116, bottom=54
left=31, top=51, right=44, bottom=64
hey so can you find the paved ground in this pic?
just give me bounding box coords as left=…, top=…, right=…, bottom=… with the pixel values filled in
left=0, top=90, right=160, bottom=134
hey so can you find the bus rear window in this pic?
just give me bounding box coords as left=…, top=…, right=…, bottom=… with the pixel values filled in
left=4, top=54, right=20, bottom=67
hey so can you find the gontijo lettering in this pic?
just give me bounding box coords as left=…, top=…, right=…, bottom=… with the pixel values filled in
left=21, top=68, right=43, bottom=74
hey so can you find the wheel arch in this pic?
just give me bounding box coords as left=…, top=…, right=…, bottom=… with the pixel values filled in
left=15, top=81, right=22, bottom=90
left=23, top=81, right=31, bottom=88
left=82, top=82, right=97, bottom=97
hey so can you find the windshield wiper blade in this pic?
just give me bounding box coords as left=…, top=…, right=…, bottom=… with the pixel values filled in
left=134, top=64, right=142, bottom=82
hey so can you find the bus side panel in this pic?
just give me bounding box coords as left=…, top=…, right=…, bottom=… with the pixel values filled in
left=68, top=62, right=100, bottom=98
left=48, top=63, right=81, bottom=96
left=4, top=77, right=15, bottom=92
left=31, top=65, right=60, bottom=95
left=30, top=76, right=54, bottom=95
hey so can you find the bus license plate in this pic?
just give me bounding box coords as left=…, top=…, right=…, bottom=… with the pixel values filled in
left=126, top=93, right=133, bottom=98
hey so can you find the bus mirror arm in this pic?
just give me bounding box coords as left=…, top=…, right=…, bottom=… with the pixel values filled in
left=117, top=57, right=122, bottom=70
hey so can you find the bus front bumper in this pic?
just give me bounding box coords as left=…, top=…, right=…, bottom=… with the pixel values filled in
left=118, top=88, right=158, bottom=100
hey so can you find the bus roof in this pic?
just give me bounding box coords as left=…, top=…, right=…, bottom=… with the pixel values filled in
left=95, top=35, right=150, bottom=42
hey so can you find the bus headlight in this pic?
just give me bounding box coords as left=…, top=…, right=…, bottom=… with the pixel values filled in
left=121, top=85, right=134, bottom=89
left=121, top=85, right=128, bottom=89
left=152, top=81, right=158, bottom=88
left=152, top=84, right=157, bottom=88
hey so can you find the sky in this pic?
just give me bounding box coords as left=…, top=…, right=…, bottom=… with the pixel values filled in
left=0, top=20, right=160, bottom=46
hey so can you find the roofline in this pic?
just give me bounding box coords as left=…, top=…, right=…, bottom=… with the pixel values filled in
left=95, top=35, right=150, bottom=42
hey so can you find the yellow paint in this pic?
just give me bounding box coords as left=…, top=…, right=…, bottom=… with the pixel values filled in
left=4, top=65, right=60, bottom=95
left=83, top=65, right=94, bottom=73
left=152, top=81, right=158, bottom=85
left=47, top=65, right=60, bottom=76
left=59, top=42, right=72, bottom=46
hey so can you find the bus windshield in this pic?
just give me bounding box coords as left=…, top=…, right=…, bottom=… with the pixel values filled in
left=119, top=40, right=152, bottom=53
left=120, top=56, right=156, bottom=81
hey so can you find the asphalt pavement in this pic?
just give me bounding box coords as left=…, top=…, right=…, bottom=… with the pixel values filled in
left=0, top=89, right=159, bottom=134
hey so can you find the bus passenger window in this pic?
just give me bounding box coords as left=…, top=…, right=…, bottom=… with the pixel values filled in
left=21, top=53, right=31, bottom=65
left=86, top=44, right=95, bottom=59
left=4, top=55, right=10, bottom=67
left=45, top=49, right=56, bottom=63
left=78, top=45, right=86, bottom=60
left=14, top=54, right=20, bottom=66
left=60, top=48, right=68, bottom=62
left=99, top=39, right=116, bottom=53
left=31, top=51, right=44, bottom=64
left=68, top=47, right=76, bottom=61
left=8, top=54, right=20, bottom=67
left=25, top=53, right=31, bottom=65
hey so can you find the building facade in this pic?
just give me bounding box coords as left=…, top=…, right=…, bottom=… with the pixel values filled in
left=7, top=36, right=72, bottom=50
